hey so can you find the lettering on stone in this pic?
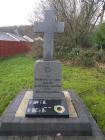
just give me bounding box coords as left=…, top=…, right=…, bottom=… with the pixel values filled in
left=26, top=99, right=69, bottom=118
left=33, top=8, right=63, bottom=95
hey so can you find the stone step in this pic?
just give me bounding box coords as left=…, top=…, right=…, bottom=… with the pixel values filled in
left=0, top=136, right=105, bottom=140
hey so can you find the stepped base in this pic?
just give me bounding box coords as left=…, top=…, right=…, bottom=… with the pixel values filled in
left=0, top=90, right=104, bottom=138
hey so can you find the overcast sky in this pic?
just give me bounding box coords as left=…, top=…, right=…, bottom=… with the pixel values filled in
left=0, top=0, right=41, bottom=27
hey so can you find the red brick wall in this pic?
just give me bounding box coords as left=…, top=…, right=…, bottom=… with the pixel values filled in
left=0, top=41, right=32, bottom=57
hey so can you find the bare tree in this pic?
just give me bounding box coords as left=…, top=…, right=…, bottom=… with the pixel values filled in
left=100, top=0, right=105, bottom=24
left=49, top=0, right=104, bottom=48
left=31, top=0, right=105, bottom=52
left=30, top=0, right=50, bottom=23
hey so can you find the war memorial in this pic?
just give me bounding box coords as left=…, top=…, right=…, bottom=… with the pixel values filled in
left=0, top=8, right=104, bottom=140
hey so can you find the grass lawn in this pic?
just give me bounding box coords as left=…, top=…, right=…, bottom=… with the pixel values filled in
left=0, top=55, right=105, bottom=133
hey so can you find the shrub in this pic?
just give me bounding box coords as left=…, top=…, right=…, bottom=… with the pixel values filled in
left=93, top=23, right=105, bottom=50
left=56, top=46, right=105, bottom=67
left=28, top=41, right=43, bottom=59
left=80, top=49, right=95, bottom=66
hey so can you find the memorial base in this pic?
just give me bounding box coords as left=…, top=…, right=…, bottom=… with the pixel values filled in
left=0, top=90, right=104, bottom=138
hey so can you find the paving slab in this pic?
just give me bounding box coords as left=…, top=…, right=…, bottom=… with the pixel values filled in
left=0, top=136, right=105, bottom=140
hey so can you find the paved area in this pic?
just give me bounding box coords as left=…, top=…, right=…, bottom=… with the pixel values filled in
left=0, top=136, right=105, bottom=140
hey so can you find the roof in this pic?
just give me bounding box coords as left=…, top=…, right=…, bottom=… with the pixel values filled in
left=34, top=37, right=44, bottom=42
left=0, top=32, right=31, bottom=42
left=23, top=35, right=34, bottom=42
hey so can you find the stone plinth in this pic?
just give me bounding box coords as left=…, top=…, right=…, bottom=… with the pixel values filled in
left=33, top=60, right=64, bottom=99
left=0, top=90, right=103, bottom=137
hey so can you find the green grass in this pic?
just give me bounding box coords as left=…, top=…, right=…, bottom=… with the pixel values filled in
left=62, top=66, right=105, bottom=132
left=0, top=55, right=105, bottom=133
left=0, top=55, right=34, bottom=115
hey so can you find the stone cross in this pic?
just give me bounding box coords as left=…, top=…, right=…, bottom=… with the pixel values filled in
left=34, top=9, right=64, bottom=60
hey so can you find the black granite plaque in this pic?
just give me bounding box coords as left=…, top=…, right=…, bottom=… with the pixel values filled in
left=25, top=99, right=69, bottom=118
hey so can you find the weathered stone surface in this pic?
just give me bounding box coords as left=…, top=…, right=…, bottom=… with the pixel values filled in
left=0, top=136, right=105, bottom=140
left=33, top=8, right=65, bottom=106
left=33, top=60, right=64, bottom=98
left=0, top=90, right=104, bottom=137
left=34, top=9, right=64, bottom=60
left=15, top=91, right=33, bottom=117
